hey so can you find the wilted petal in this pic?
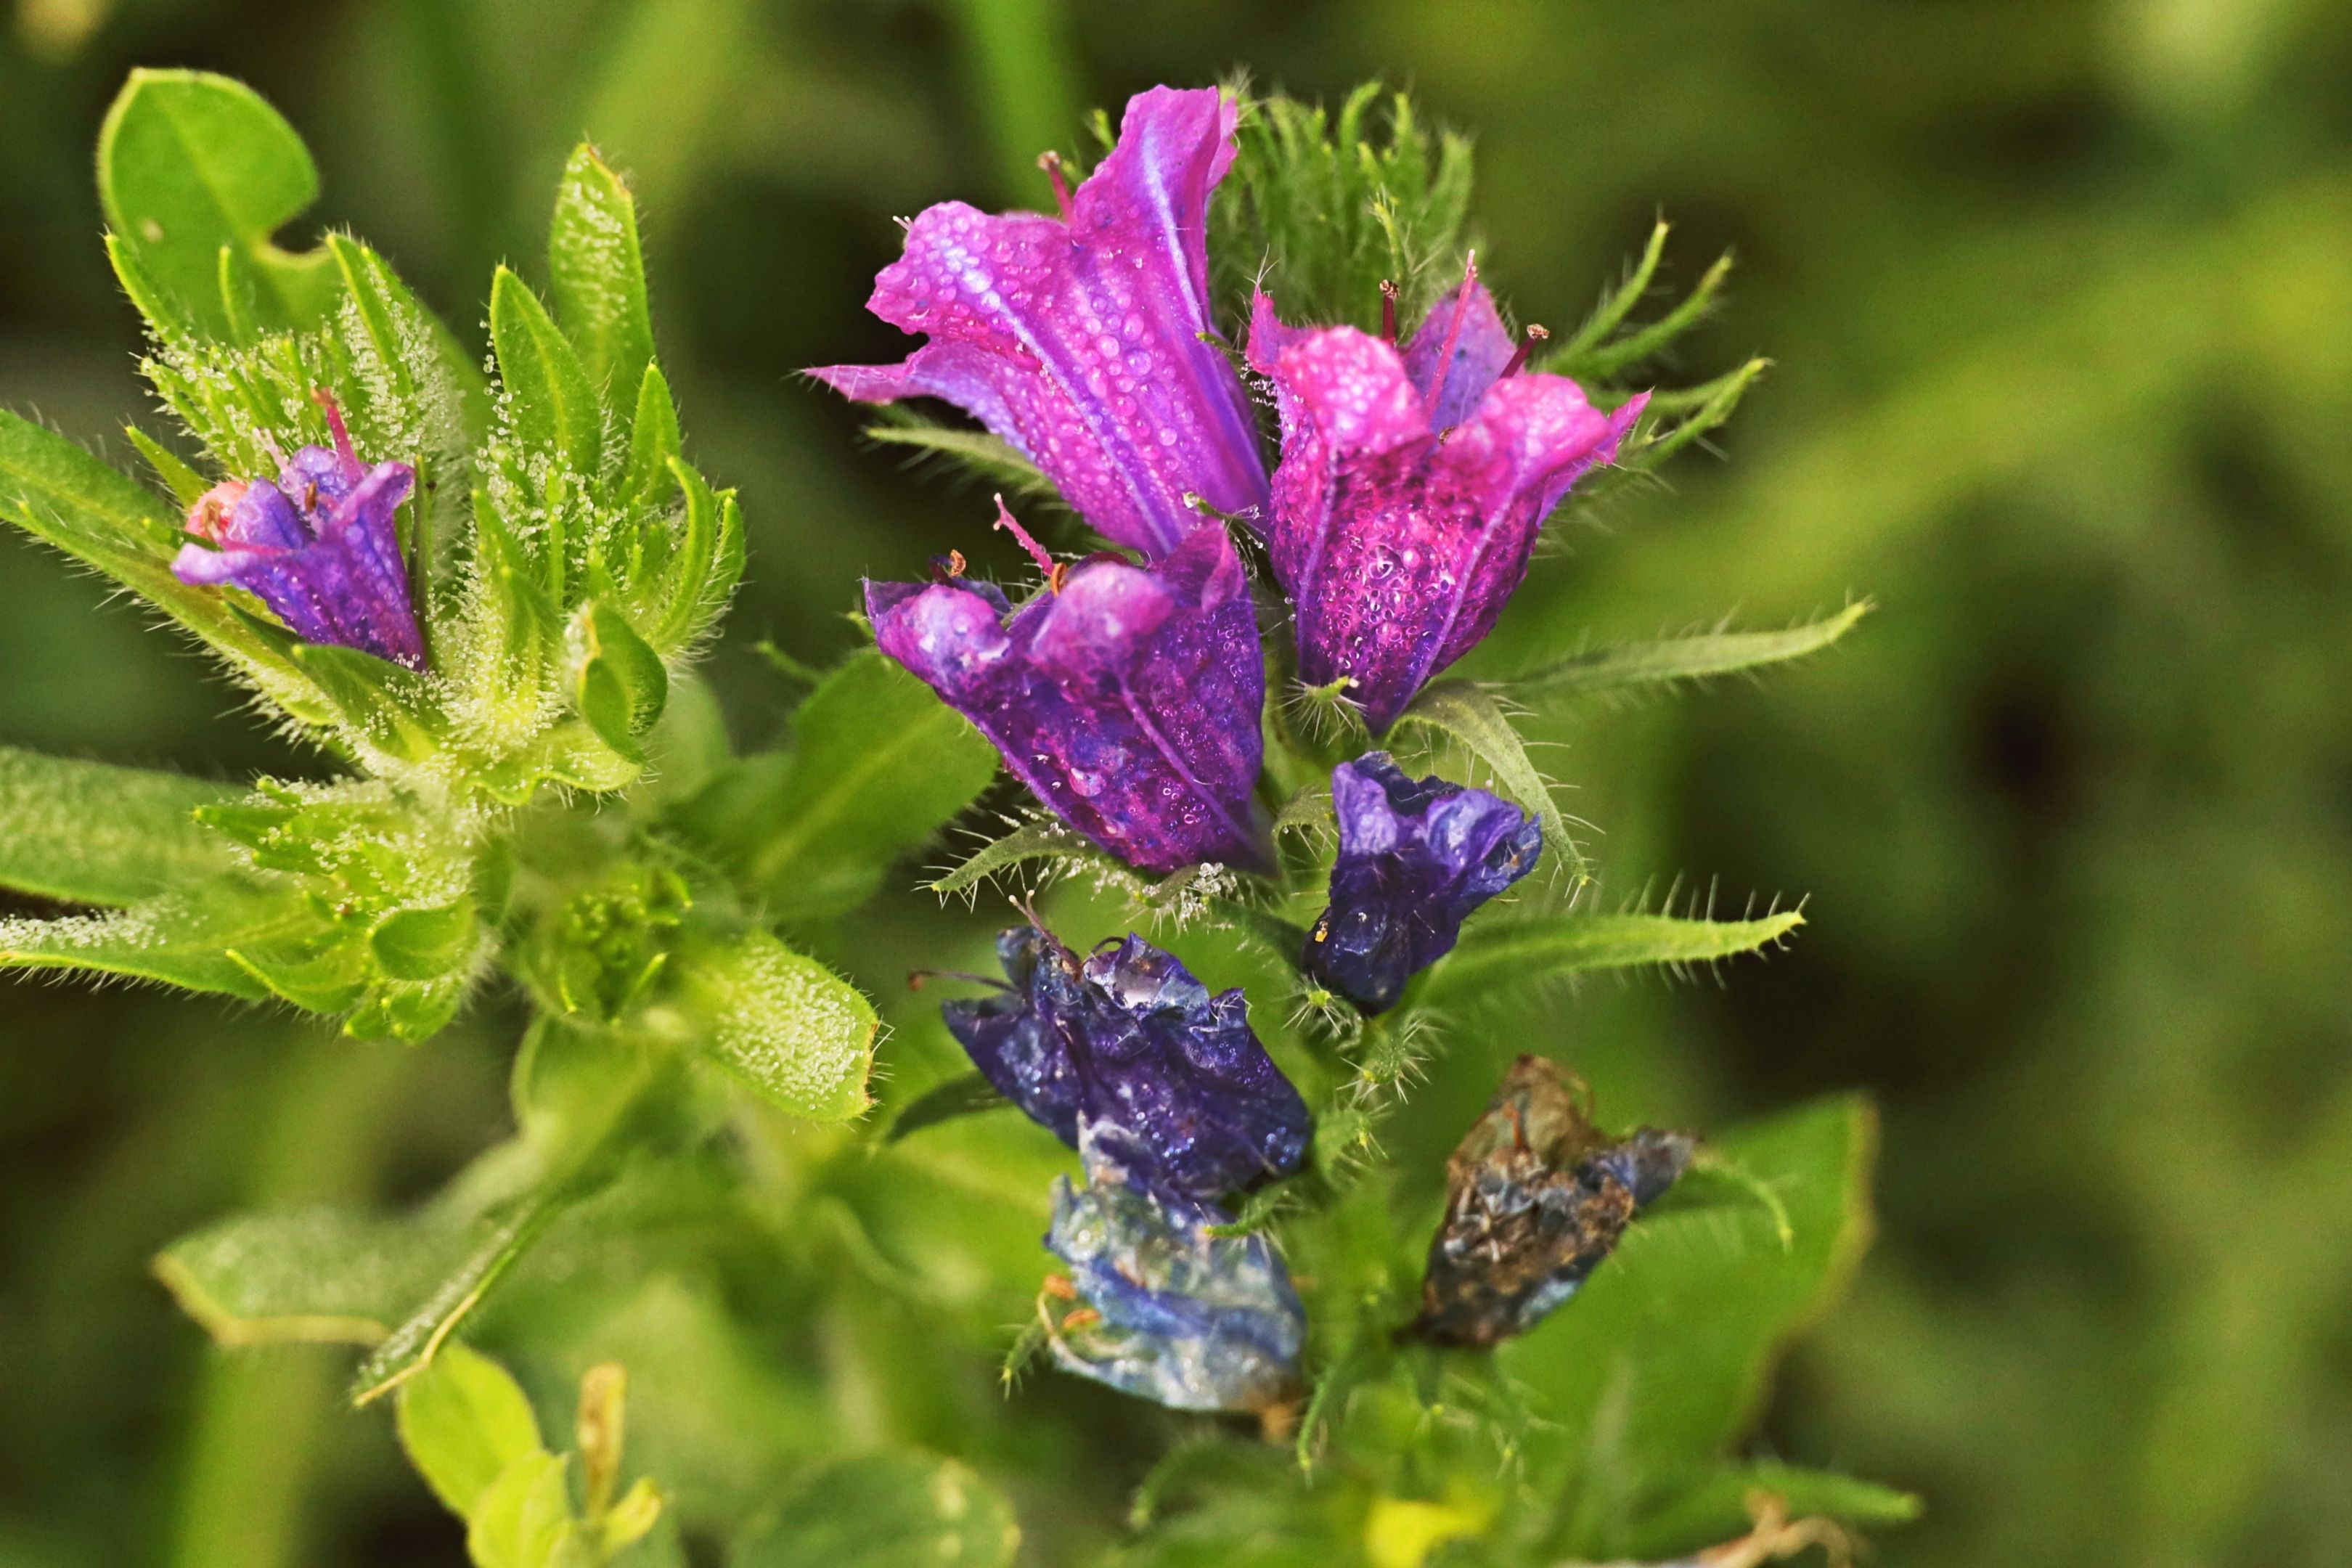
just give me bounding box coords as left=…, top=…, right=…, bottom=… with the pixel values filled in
left=812, top=86, right=1266, bottom=558
left=1303, top=753, right=1541, bottom=1012
left=1415, top=1055, right=1693, bottom=1347
left=1042, top=1121, right=1304, bottom=1414
left=173, top=444, right=424, bottom=671
left=1249, top=292, right=1643, bottom=731
left=942, top=925, right=1310, bottom=1201
left=868, top=515, right=1267, bottom=874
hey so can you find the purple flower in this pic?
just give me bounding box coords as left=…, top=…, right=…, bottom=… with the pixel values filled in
left=1415, top=1055, right=1694, bottom=1347
left=939, top=924, right=1310, bottom=1203
left=1042, top=1120, right=1303, bottom=1415
left=867, top=499, right=1268, bottom=875
left=810, top=86, right=1267, bottom=560
left=171, top=396, right=424, bottom=670
left=1248, top=265, right=1646, bottom=731
left=1304, top=753, right=1542, bottom=1013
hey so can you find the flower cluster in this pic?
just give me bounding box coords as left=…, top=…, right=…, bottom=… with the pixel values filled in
left=852, top=84, right=1656, bottom=1413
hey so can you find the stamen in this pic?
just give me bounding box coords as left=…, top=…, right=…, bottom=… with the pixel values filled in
left=1058, top=1307, right=1102, bottom=1334
left=1499, top=323, right=1550, bottom=380
left=990, top=493, right=1058, bottom=580
left=1040, top=1273, right=1078, bottom=1301
left=311, top=387, right=357, bottom=467
left=907, top=968, right=1011, bottom=992
left=926, top=549, right=969, bottom=581
left=1378, top=279, right=1400, bottom=343
left=1423, top=251, right=1479, bottom=415
left=1038, top=150, right=1075, bottom=223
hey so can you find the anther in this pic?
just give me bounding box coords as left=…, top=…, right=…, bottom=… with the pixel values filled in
left=1038, top=150, right=1074, bottom=223
left=1041, top=1273, right=1077, bottom=1300
left=1499, top=323, right=1550, bottom=380
left=990, top=494, right=1059, bottom=581
left=1378, top=279, right=1400, bottom=343
left=926, top=549, right=969, bottom=582
left=1058, top=1307, right=1102, bottom=1333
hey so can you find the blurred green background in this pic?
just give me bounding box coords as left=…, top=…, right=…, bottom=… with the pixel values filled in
left=5, top=1, right=2351, bottom=1565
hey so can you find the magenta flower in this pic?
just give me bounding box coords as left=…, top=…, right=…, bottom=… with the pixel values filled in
left=811, top=86, right=1267, bottom=560
left=1304, top=754, right=1542, bottom=1013
left=1248, top=266, right=1646, bottom=731
left=939, top=924, right=1310, bottom=1204
left=867, top=499, right=1268, bottom=875
left=171, top=396, right=424, bottom=670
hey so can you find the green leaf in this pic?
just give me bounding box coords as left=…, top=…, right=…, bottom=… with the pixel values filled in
left=0, top=748, right=240, bottom=905
left=467, top=1450, right=577, bottom=1568
left=1624, top=1461, right=1920, bottom=1559
left=371, top=899, right=482, bottom=984
left=1419, top=909, right=1804, bottom=1008
left=126, top=425, right=208, bottom=506
left=926, top=817, right=1112, bottom=898
left=727, top=652, right=997, bottom=920
left=1391, top=679, right=1577, bottom=871
left=397, top=1344, right=547, bottom=1518
left=152, top=1204, right=468, bottom=1347
left=292, top=644, right=449, bottom=763
left=548, top=144, right=655, bottom=420
left=620, top=364, right=682, bottom=511
left=885, top=1073, right=1011, bottom=1143
left=1506, top=604, right=1871, bottom=699
left=862, top=409, right=1057, bottom=503
left=491, top=266, right=605, bottom=483
left=671, top=929, right=878, bottom=1122
left=351, top=1180, right=574, bottom=1406
left=1497, top=1097, right=1879, bottom=1556
left=569, top=601, right=669, bottom=762
left=97, top=69, right=338, bottom=339
left=735, top=1453, right=1019, bottom=1568
left=0, top=882, right=315, bottom=1000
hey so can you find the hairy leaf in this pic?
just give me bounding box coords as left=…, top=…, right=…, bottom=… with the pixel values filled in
left=671, top=929, right=878, bottom=1122
left=0, top=748, right=239, bottom=905
left=1506, top=605, right=1869, bottom=699
left=490, top=266, right=605, bottom=489
left=0, top=881, right=315, bottom=1000
left=1419, top=909, right=1804, bottom=1007
left=548, top=144, right=656, bottom=421
left=153, top=1205, right=468, bottom=1347
left=926, top=817, right=1117, bottom=898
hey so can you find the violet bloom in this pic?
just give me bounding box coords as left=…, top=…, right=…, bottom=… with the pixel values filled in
left=940, top=924, right=1310, bottom=1203
left=1248, top=265, right=1646, bottom=731
left=1042, top=1120, right=1304, bottom=1415
left=867, top=500, right=1267, bottom=875
left=810, top=86, right=1267, bottom=560
left=171, top=396, right=424, bottom=670
left=1304, top=753, right=1541, bottom=1013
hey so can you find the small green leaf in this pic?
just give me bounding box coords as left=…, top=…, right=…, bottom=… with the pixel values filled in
left=885, top=1073, right=1010, bottom=1143
left=125, top=426, right=208, bottom=507
left=491, top=266, right=605, bottom=483
left=97, top=69, right=338, bottom=338
left=371, top=899, right=482, bottom=984
left=926, top=817, right=1112, bottom=898
left=1392, top=678, right=1577, bottom=872
left=0, top=882, right=314, bottom=1000
left=0, top=747, right=240, bottom=905
left=397, top=1344, right=547, bottom=1518
left=620, top=364, right=681, bottom=511
left=292, top=643, right=449, bottom=763
left=1506, top=604, right=1870, bottom=700
left=569, top=601, right=669, bottom=761
left=467, top=1450, right=577, bottom=1568
left=152, top=1204, right=467, bottom=1347
left=1420, top=909, right=1803, bottom=1007
left=735, top=1453, right=1019, bottom=1568
left=548, top=144, right=655, bottom=419
left=671, top=929, right=878, bottom=1122
left=715, top=652, right=997, bottom=920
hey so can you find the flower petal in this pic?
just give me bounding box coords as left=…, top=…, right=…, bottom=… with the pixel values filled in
left=1401, top=274, right=1516, bottom=429
left=812, top=87, right=1265, bottom=558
